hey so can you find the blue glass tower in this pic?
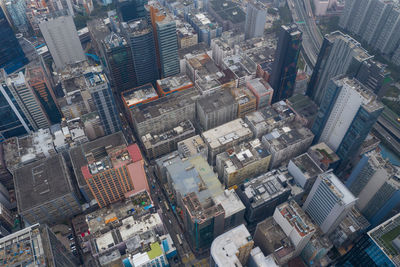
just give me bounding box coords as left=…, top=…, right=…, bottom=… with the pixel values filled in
left=0, top=8, right=28, bottom=74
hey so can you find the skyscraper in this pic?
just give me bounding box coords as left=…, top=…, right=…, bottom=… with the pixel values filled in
left=39, top=12, right=86, bottom=70
left=149, top=6, right=180, bottom=78
left=336, top=213, right=400, bottom=267
left=306, top=31, right=372, bottom=106
left=5, top=0, right=28, bottom=32
left=123, top=19, right=159, bottom=86
left=84, top=71, right=121, bottom=135
left=311, top=77, right=383, bottom=167
left=0, top=8, right=28, bottom=74
left=303, top=171, right=357, bottom=234
left=25, top=64, right=61, bottom=124
left=244, top=1, right=268, bottom=40
left=346, top=150, right=400, bottom=227
left=0, top=71, right=32, bottom=141
left=102, top=32, right=137, bottom=92
left=269, top=24, right=302, bottom=103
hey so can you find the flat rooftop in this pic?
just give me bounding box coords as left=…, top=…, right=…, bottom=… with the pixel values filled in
left=209, top=0, right=246, bottom=24
left=276, top=201, right=316, bottom=237
left=131, top=87, right=198, bottom=124
left=287, top=94, right=318, bottom=121
left=197, top=88, right=236, bottom=113
left=262, top=124, right=314, bottom=151
left=202, top=119, right=253, bottom=150
left=122, top=84, right=158, bottom=108
left=368, top=213, right=400, bottom=266
left=166, top=155, right=223, bottom=203
left=213, top=189, right=245, bottom=219
left=320, top=172, right=356, bottom=205
left=156, top=74, right=193, bottom=95
left=14, top=154, right=74, bottom=213
left=247, top=78, right=273, bottom=96
left=142, top=120, right=195, bottom=146
left=291, top=153, right=323, bottom=180
left=69, top=132, right=127, bottom=187
left=326, top=31, right=372, bottom=62
left=188, top=13, right=220, bottom=30
left=238, top=170, right=291, bottom=209
left=308, top=142, right=340, bottom=167
left=123, top=19, right=152, bottom=36
left=210, top=224, right=252, bottom=267
left=177, top=135, right=207, bottom=158
left=103, top=32, right=128, bottom=50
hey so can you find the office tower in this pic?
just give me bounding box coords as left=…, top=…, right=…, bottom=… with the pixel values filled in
left=245, top=1, right=267, bottom=39
left=0, top=71, right=33, bottom=141
left=374, top=5, right=400, bottom=56
left=5, top=0, right=28, bottom=32
left=392, top=45, right=400, bottom=66
left=149, top=6, right=180, bottom=78
left=5, top=70, right=51, bottom=130
left=82, top=143, right=147, bottom=208
left=306, top=31, right=372, bottom=106
left=85, top=71, right=121, bottom=135
left=303, top=171, right=357, bottom=234
left=355, top=59, right=390, bottom=96
left=123, top=19, right=159, bottom=86
left=103, top=33, right=137, bottom=92
left=25, top=64, right=61, bottom=124
left=269, top=24, right=302, bottom=103
left=0, top=8, right=28, bottom=74
left=14, top=154, right=82, bottom=225
left=0, top=224, right=79, bottom=267
left=117, top=0, right=147, bottom=22
left=312, top=77, right=383, bottom=168
left=336, top=213, right=400, bottom=267
left=39, top=12, right=85, bottom=70
left=210, top=224, right=254, bottom=267
left=346, top=150, right=400, bottom=227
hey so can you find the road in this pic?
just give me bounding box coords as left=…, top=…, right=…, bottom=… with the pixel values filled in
left=145, top=166, right=209, bottom=266
left=288, top=0, right=323, bottom=67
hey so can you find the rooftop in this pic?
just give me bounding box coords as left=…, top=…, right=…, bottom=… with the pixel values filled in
left=326, top=31, right=373, bottom=62
left=197, top=88, right=236, bottom=113
left=177, top=135, right=207, bottom=158
left=69, top=132, right=127, bottom=187
left=308, top=142, right=340, bottom=169
left=287, top=94, right=318, bottom=122
left=131, top=87, right=198, bottom=124
left=122, top=83, right=158, bottom=108
left=166, top=155, right=223, bottom=203
left=209, top=0, right=246, bottom=24
left=122, top=18, right=152, bottom=36
left=217, top=139, right=270, bottom=174
left=103, top=32, right=128, bottom=50
left=238, top=170, right=291, bottom=208
left=319, top=172, right=357, bottom=205
left=213, top=189, right=246, bottom=220
left=14, top=154, right=75, bottom=213
left=156, top=74, right=193, bottom=95
left=202, top=119, right=253, bottom=150
left=178, top=42, right=209, bottom=59
left=368, top=213, right=400, bottom=266
left=142, top=120, right=195, bottom=146
left=262, top=124, right=314, bottom=151
left=276, top=201, right=316, bottom=237
left=223, top=55, right=256, bottom=79
left=210, top=224, right=252, bottom=267
left=291, top=153, right=323, bottom=180
left=188, top=12, right=220, bottom=30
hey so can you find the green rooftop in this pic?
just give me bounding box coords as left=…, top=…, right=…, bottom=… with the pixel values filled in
left=147, top=242, right=163, bottom=260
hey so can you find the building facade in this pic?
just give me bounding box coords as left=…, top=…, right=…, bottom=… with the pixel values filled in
left=244, top=1, right=268, bottom=40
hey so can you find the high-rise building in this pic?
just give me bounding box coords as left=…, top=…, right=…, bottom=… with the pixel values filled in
left=0, top=71, right=33, bottom=141
left=149, top=6, right=180, bottom=78
left=306, top=31, right=372, bottom=106
left=354, top=59, right=390, bottom=96
left=84, top=71, right=122, bottom=135
left=5, top=0, right=28, bottom=32
left=346, top=150, right=400, bottom=227
left=311, top=77, right=383, bottom=168
left=269, top=24, right=302, bottom=103
left=102, top=32, right=137, bottom=92
left=14, top=154, right=82, bottom=225
left=123, top=19, right=159, bottom=86
left=244, top=1, right=268, bottom=40
left=117, top=0, right=147, bottom=22
left=25, top=64, right=61, bottom=124
left=4, top=70, right=51, bottom=130
left=0, top=224, right=79, bottom=266
left=81, top=143, right=148, bottom=208
left=39, top=12, right=86, bottom=70
left=336, top=213, right=400, bottom=267
left=210, top=224, right=254, bottom=267
left=0, top=8, right=28, bottom=74
left=303, top=171, right=357, bottom=234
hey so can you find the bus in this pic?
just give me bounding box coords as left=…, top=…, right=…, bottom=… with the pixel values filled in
left=176, top=234, right=183, bottom=246
left=164, top=201, right=170, bottom=211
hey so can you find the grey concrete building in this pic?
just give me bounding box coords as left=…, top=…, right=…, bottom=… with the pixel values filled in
left=39, top=12, right=85, bottom=70
left=14, top=154, right=82, bottom=225
left=245, top=1, right=268, bottom=40
left=131, top=88, right=198, bottom=137
left=196, top=89, right=238, bottom=131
